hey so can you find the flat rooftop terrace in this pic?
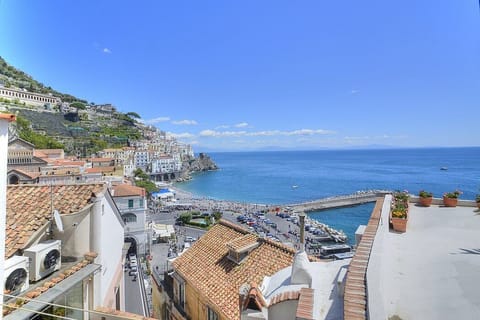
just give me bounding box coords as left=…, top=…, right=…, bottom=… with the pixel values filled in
left=368, top=198, right=480, bottom=319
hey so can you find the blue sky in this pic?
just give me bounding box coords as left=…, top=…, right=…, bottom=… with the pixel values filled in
left=0, top=1, right=479, bottom=151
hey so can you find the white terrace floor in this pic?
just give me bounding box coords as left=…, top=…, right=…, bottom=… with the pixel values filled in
left=367, top=198, right=480, bottom=320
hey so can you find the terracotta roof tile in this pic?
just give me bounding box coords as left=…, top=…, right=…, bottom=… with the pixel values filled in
left=85, top=166, right=115, bottom=174
left=112, top=184, right=146, bottom=197
left=5, top=184, right=106, bottom=258
left=226, top=234, right=258, bottom=252
left=172, top=220, right=297, bottom=320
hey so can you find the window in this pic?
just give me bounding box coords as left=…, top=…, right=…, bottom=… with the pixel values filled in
left=139, top=198, right=144, bottom=208
left=128, top=199, right=134, bottom=208
left=122, top=213, right=137, bottom=223
left=173, top=276, right=185, bottom=310
left=207, top=307, right=219, bottom=320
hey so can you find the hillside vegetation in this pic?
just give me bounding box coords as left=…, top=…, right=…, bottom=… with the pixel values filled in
left=0, top=56, right=143, bottom=155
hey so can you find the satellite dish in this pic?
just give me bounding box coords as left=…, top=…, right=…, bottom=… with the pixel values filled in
left=53, top=210, right=64, bottom=233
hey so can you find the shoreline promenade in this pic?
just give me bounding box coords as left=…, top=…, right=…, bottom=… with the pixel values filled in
left=170, top=186, right=391, bottom=214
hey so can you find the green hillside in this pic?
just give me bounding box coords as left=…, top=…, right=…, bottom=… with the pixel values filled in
left=0, top=57, right=143, bottom=156
left=0, top=56, right=87, bottom=104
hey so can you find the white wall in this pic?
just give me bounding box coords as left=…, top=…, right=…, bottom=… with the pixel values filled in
left=90, top=193, right=125, bottom=309
left=268, top=300, right=298, bottom=320
left=366, top=194, right=392, bottom=320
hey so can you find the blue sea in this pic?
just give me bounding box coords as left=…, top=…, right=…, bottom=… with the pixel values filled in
left=176, top=148, right=480, bottom=243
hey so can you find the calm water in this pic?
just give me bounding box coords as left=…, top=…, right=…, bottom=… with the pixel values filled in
left=176, top=148, right=480, bottom=243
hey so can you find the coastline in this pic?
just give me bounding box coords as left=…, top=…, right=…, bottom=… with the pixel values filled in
left=165, top=185, right=385, bottom=244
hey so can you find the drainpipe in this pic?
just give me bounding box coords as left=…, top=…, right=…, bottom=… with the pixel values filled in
left=298, top=211, right=306, bottom=252
left=0, top=114, right=16, bottom=319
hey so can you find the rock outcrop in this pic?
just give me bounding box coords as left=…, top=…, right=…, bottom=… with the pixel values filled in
left=180, top=153, right=218, bottom=180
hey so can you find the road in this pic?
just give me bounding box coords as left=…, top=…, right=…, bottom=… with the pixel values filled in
left=124, top=259, right=147, bottom=316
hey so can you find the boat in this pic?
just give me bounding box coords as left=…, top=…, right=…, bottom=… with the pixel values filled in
left=440, top=167, right=448, bottom=171
left=291, top=185, right=299, bottom=189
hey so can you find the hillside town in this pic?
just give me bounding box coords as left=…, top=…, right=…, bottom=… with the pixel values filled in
left=1, top=87, right=479, bottom=320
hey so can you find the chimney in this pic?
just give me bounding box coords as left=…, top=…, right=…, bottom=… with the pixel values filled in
left=238, top=283, right=250, bottom=314
left=299, top=211, right=306, bottom=252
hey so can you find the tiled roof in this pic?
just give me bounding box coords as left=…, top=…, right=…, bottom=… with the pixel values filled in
left=34, top=149, right=64, bottom=156
left=52, top=160, right=86, bottom=166
left=172, top=219, right=297, bottom=320
left=112, top=184, right=146, bottom=197
left=85, top=166, right=115, bottom=173
left=88, top=157, right=115, bottom=162
left=8, top=168, right=40, bottom=180
left=94, top=307, right=156, bottom=320
left=296, top=288, right=314, bottom=320
left=5, top=184, right=106, bottom=258
left=226, top=234, right=258, bottom=252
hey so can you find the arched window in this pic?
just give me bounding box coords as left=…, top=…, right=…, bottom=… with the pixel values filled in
left=9, top=175, right=19, bottom=185
left=122, top=213, right=137, bottom=224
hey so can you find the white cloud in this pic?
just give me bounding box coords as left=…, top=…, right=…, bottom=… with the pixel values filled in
left=199, top=130, right=247, bottom=137
left=103, top=48, right=112, bottom=54
left=166, top=132, right=195, bottom=139
left=144, top=117, right=171, bottom=124
left=350, top=89, right=360, bottom=95
left=285, top=129, right=335, bottom=136
left=234, top=122, right=249, bottom=128
left=172, top=119, right=198, bottom=125
left=215, top=125, right=230, bottom=129
left=199, top=128, right=335, bottom=138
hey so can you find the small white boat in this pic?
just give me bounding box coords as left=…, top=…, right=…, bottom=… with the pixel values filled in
left=440, top=167, right=448, bottom=171
left=292, top=185, right=299, bottom=189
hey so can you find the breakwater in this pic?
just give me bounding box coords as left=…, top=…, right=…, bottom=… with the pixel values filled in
left=285, top=190, right=391, bottom=213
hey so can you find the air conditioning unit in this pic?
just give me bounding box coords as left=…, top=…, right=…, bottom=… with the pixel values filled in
left=4, top=255, right=29, bottom=295
left=24, top=240, right=61, bottom=282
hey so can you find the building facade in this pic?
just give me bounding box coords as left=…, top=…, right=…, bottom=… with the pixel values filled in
left=0, top=86, right=61, bottom=107
left=3, top=183, right=126, bottom=319
left=111, top=184, right=148, bottom=257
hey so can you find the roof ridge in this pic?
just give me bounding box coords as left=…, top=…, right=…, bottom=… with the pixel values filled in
left=218, top=219, right=250, bottom=234
left=260, top=237, right=297, bottom=255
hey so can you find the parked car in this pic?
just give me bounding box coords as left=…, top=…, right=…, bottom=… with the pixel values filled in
left=185, top=236, right=196, bottom=242
left=129, top=266, right=138, bottom=276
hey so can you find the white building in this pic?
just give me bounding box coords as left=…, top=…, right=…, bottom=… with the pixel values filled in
left=151, top=155, right=182, bottom=174
left=3, top=183, right=126, bottom=318
left=133, top=150, right=150, bottom=170
left=111, top=184, right=148, bottom=257
left=0, top=86, right=61, bottom=107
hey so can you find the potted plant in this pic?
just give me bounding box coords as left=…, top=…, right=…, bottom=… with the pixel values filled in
left=418, top=190, right=433, bottom=207
left=393, top=190, right=409, bottom=207
left=443, top=190, right=461, bottom=207
left=391, top=203, right=408, bottom=232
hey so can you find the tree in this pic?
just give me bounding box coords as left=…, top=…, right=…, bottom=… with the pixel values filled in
left=126, top=112, right=141, bottom=119
left=179, top=212, right=192, bottom=224
left=212, top=211, right=223, bottom=221
left=134, top=168, right=149, bottom=180
left=135, top=180, right=158, bottom=195
left=70, top=101, right=86, bottom=110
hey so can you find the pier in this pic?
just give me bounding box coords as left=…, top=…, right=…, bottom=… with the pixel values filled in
left=285, top=190, right=391, bottom=213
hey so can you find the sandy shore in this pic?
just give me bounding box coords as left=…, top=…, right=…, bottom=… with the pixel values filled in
left=165, top=185, right=349, bottom=243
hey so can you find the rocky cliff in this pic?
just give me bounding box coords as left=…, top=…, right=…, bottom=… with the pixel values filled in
left=180, top=153, right=218, bottom=180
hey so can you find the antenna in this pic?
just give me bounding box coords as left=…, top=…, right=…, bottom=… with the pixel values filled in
left=53, top=210, right=64, bottom=233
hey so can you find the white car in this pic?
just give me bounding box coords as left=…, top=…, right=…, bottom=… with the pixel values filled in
left=185, top=236, right=196, bottom=242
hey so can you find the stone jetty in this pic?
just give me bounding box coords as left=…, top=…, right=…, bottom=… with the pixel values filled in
left=286, top=190, right=391, bottom=213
